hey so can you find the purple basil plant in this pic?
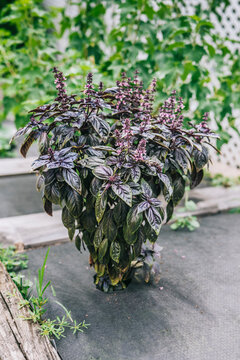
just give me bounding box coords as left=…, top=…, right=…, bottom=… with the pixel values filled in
left=14, top=68, right=218, bottom=292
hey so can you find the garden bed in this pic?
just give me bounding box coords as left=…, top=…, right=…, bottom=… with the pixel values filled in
left=20, top=213, right=240, bottom=360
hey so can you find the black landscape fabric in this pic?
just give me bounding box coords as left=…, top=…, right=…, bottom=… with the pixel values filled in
left=23, top=213, right=240, bottom=360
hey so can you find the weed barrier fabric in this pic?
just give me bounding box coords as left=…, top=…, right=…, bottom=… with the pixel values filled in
left=23, top=213, right=240, bottom=360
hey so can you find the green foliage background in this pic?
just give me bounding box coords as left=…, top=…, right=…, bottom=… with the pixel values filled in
left=0, top=0, right=240, bottom=153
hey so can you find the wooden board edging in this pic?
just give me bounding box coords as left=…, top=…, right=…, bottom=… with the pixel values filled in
left=0, top=157, right=34, bottom=177
left=0, top=261, right=62, bottom=360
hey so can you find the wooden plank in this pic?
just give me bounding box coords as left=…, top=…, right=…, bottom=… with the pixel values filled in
left=0, top=261, right=62, bottom=360
left=0, top=157, right=34, bottom=177
left=170, top=186, right=240, bottom=222
left=189, top=185, right=240, bottom=201
left=0, top=186, right=239, bottom=249
left=0, top=211, right=68, bottom=249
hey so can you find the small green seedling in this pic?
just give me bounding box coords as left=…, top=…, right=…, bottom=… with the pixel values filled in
left=0, top=244, right=89, bottom=339
left=171, top=186, right=200, bottom=232
left=170, top=216, right=200, bottom=232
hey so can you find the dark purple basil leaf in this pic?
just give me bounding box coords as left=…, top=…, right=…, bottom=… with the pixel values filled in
left=31, top=158, right=49, bottom=171
left=133, top=228, right=144, bottom=257
left=62, top=153, right=78, bottom=162
left=92, top=145, right=115, bottom=152
left=141, top=179, right=152, bottom=198
left=62, top=206, right=75, bottom=229
left=39, top=132, right=49, bottom=154
left=90, top=177, right=103, bottom=197
left=11, top=125, right=30, bottom=143
left=106, top=156, right=118, bottom=166
left=95, top=190, right=107, bottom=223
left=166, top=200, right=174, bottom=223
left=143, top=131, right=155, bottom=140
left=43, top=196, right=52, bottom=216
left=72, top=120, right=84, bottom=130
left=174, top=148, right=189, bottom=171
left=57, top=147, right=72, bottom=157
left=145, top=206, right=162, bottom=235
left=76, top=112, right=86, bottom=124
left=62, top=110, right=78, bottom=118
left=131, top=166, right=141, bottom=183
left=158, top=173, right=173, bottom=201
left=93, top=165, right=113, bottom=180
left=82, top=156, right=105, bottom=170
left=39, top=111, right=56, bottom=122
left=129, top=182, right=141, bottom=195
left=97, top=118, right=110, bottom=138
left=44, top=161, right=57, bottom=169
left=145, top=222, right=158, bottom=242
left=190, top=169, right=204, bottom=189
left=149, top=198, right=161, bottom=208
left=193, top=146, right=209, bottom=170
left=89, top=115, right=110, bottom=138
left=47, top=152, right=77, bottom=169
left=47, top=161, right=62, bottom=169
left=146, top=165, right=157, bottom=176
left=81, top=168, right=88, bottom=180
left=29, top=104, right=50, bottom=113
left=60, top=129, right=75, bottom=148
left=192, top=132, right=219, bottom=138
left=76, top=135, right=86, bottom=146
left=112, top=183, right=132, bottom=207
left=81, top=210, right=97, bottom=233
left=99, top=99, right=112, bottom=109
left=64, top=186, right=83, bottom=217
left=172, top=176, right=185, bottom=206
left=36, top=175, right=44, bottom=192
left=84, top=133, right=99, bottom=146
left=44, top=170, right=56, bottom=186
left=137, top=201, right=150, bottom=214
left=20, top=130, right=39, bottom=158
left=62, top=168, right=82, bottom=194
left=104, top=86, right=119, bottom=94
left=52, top=125, right=72, bottom=144
left=169, top=158, right=182, bottom=172
left=45, top=181, right=61, bottom=205
left=86, top=148, right=104, bottom=157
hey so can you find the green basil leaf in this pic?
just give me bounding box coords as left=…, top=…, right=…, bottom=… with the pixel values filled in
left=62, top=206, right=75, bottom=229
left=95, top=191, right=107, bottom=223
left=110, top=241, right=121, bottom=263
left=98, top=238, right=108, bottom=263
